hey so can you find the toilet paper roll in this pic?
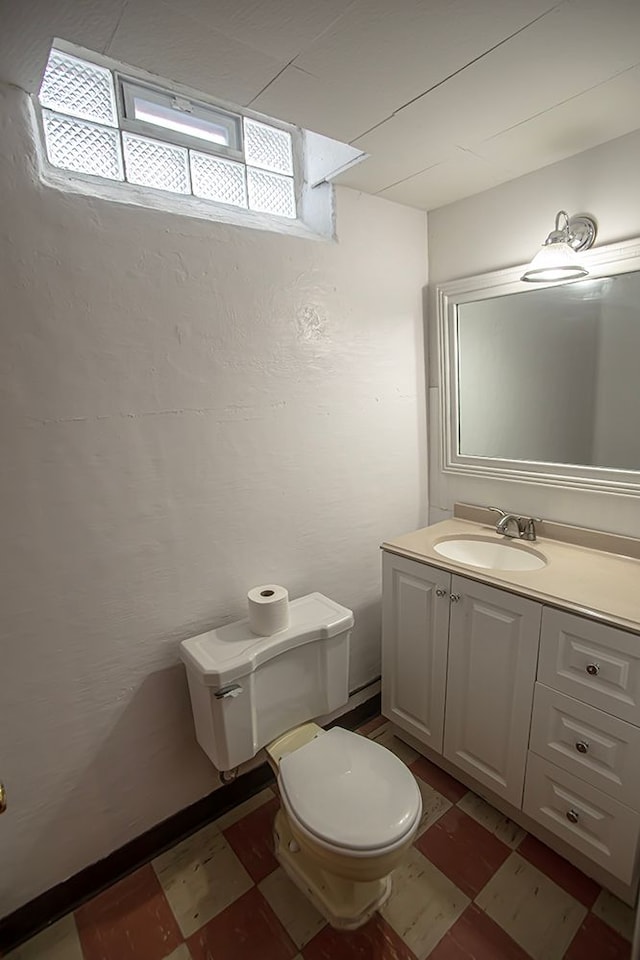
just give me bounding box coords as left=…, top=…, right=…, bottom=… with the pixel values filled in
left=247, top=584, right=290, bottom=636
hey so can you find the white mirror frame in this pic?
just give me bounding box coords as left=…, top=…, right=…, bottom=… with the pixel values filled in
left=438, top=234, right=640, bottom=496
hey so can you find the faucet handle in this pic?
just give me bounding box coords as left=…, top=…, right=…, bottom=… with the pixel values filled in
left=488, top=506, right=507, bottom=518
left=518, top=516, right=542, bottom=541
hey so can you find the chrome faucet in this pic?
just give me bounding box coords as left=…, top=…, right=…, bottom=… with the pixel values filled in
left=488, top=507, right=540, bottom=542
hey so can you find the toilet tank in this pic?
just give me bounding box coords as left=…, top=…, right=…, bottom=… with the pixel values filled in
left=180, top=592, right=353, bottom=770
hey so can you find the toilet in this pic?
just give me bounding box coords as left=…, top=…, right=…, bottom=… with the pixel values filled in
left=180, top=592, right=421, bottom=929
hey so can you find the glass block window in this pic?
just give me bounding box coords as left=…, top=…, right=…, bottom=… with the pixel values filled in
left=123, top=133, right=190, bottom=194
left=190, top=152, right=247, bottom=207
left=247, top=167, right=296, bottom=219
left=39, top=50, right=117, bottom=127
left=244, top=118, right=293, bottom=176
left=42, top=110, right=123, bottom=181
left=38, top=46, right=298, bottom=220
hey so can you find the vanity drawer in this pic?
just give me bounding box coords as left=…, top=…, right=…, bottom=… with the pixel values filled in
left=538, top=608, right=640, bottom=725
left=523, top=752, right=640, bottom=883
left=530, top=684, right=640, bottom=808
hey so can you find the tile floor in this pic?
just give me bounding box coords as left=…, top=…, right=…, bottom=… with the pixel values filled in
left=6, top=717, right=635, bottom=960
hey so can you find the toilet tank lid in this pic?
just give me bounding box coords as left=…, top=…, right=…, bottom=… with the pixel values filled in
left=180, top=592, right=353, bottom=686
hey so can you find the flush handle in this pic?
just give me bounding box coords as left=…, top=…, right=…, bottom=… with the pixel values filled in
left=214, top=683, right=243, bottom=700
left=435, top=588, right=447, bottom=598
left=566, top=809, right=580, bottom=824
left=575, top=740, right=590, bottom=755
left=0, top=782, right=6, bottom=814
left=586, top=663, right=600, bottom=676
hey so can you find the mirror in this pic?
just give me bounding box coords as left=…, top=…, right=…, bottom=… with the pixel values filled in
left=438, top=236, right=640, bottom=495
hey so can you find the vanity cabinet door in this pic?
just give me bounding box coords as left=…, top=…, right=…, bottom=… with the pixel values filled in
left=382, top=553, right=451, bottom=753
left=444, top=577, right=541, bottom=806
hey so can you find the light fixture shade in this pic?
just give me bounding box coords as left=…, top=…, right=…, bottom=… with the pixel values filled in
left=521, top=241, right=588, bottom=283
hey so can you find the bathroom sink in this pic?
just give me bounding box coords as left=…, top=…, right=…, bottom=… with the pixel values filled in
left=433, top=537, right=547, bottom=571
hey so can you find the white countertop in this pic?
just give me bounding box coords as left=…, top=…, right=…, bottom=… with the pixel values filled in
left=382, top=519, right=640, bottom=634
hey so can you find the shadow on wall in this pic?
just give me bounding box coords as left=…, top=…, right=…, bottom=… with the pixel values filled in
left=12, top=663, right=217, bottom=908
left=347, top=598, right=384, bottom=685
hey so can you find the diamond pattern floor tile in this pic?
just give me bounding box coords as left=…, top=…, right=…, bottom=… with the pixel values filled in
left=4, top=914, right=83, bottom=960
left=518, top=834, right=601, bottom=907
left=427, top=903, right=531, bottom=960
left=223, top=795, right=280, bottom=883
left=369, top=724, right=420, bottom=765
left=152, top=822, right=253, bottom=936
left=380, top=846, right=469, bottom=959
left=592, top=889, right=636, bottom=942
left=415, top=806, right=511, bottom=898
left=456, top=792, right=526, bottom=849
left=413, top=776, right=452, bottom=838
left=213, top=786, right=275, bottom=831
left=166, top=947, right=193, bottom=960
left=475, top=853, right=588, bottom=960
left=564, top=913, right=631, bottom=960
left=259, top=867, right=326, bottom=949
left=186, top=887, right=297, bottom=960
left=6, top=719, right=635, bottom=960
left=302, top=912, right=418, bottom=960
left=357, top=715, right=388, bottom=737
left=75, top=864, right=182, bottom=960
left=410, top=756, right=468, bottom=803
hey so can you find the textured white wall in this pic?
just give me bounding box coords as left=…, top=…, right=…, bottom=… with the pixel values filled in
left=427, top=128, right=640, bottom=534
left=0, top=84, right=427, bottom=915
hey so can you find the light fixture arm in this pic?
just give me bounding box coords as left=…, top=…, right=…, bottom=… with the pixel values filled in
left=544, top=210, right=597, bottom=252
left=544, top=210, right=571, bottom=245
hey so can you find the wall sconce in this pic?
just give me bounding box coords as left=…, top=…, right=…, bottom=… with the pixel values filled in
left=521, top=210, right=597, bottom=283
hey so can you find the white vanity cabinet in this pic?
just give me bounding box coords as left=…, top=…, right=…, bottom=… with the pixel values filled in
left=381, top=546, right=640, bottom=897
left=382, top=552, right=540, bottom=803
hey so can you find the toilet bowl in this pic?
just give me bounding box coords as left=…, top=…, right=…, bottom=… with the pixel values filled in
left=266, top=723, right=422, bottom=929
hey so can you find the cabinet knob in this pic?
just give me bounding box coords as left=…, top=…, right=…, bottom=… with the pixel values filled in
left=450, top=593, right=461, bottom=603
left=435, top=588, right=447, bottom=598
left=566, top=808, right=580, bottom=824
left=575, top=740, right=590, bottom=754
left=0, top=782, right=5, bottom=814
left=586, top=663, right=600, bottom=676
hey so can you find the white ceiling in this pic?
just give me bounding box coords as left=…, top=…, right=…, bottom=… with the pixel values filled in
left=2, top=0, right=640, bottom=210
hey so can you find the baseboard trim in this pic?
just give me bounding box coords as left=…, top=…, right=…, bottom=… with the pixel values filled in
left=0, top=691, right=380, bottom=953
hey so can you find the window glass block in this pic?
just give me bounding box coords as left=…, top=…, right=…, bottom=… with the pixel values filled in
left=190, top=152, right=247, bottom=207
left=42, top=110, right=124, bottom=180
left=244, top=118, right=293, bottom=176
left=247, top=167, right=296, bottom=218
left=39, top=50, right=117, bottom=127
left=123, top=133, right=190, bottom=194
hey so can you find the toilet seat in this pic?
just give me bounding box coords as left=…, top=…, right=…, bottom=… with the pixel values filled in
left=278, top=727, right=422, bottom=856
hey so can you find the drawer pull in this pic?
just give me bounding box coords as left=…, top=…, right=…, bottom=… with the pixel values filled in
left=575, top=740, right=590, bottom=754
left=586, top=662, right=600, bottom=676
left=435, top=588, right=447, bottom=598
left=566, top=809, right=580, bottom=824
